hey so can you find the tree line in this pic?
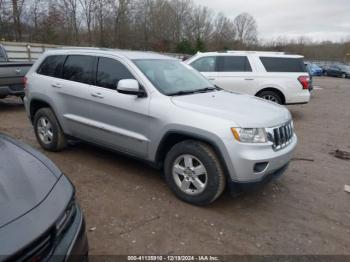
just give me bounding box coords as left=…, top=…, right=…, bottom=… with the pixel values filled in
left=0, top=0, right=258, bottom=52
left=1, top=0, right=349, bottom=62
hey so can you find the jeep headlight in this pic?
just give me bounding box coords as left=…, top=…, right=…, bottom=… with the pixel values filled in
left=231, top=128, right=268, bottom=143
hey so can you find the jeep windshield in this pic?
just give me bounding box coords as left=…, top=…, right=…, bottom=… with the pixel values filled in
left=133, top=59, right=217, bottom=96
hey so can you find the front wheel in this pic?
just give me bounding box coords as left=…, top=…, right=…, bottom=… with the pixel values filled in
left=341, top=73, right=347, bottom=79
left=164, top=140, right=226, bottom=206
left=257, top=90, right=283, bottom=104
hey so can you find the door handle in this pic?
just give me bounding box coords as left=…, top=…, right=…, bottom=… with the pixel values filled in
left=15, top=69, right=21, bottom=74
left=91, top=92, right=104, bottom=99
left=245, top=78, right=255, bottom=81
left=207, top=78, right=216, bottom=81
left=51, top=83, right=62, bottom=88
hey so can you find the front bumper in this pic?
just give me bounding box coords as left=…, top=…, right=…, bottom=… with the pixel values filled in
left=221, top=134, right=297, bottom=184
left=228, top=163, right=289, bottom=195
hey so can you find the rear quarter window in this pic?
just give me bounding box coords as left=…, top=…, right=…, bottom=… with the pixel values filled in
left=260, top=57, right=307, bottom=73
left=37, top=55, right=66, bottom=77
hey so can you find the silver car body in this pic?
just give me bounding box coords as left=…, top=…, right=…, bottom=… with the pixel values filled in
left=24, top=49, right=297, bottom=184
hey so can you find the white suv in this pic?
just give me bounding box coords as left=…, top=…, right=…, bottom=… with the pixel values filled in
left=185, top=51, right=311, bottom=105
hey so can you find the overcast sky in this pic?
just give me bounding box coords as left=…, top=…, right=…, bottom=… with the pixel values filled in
left=194, top=0, right=350, bottom=42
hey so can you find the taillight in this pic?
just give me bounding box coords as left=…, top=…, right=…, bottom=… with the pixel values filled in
left=23, top=76, right=28, bottom=88
left=298, top=76, right=310, bottom=90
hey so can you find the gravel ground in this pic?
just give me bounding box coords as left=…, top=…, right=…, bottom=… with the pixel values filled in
left=0, top=77, right=349, bottom=255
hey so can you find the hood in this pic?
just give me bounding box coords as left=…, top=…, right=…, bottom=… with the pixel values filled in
left=0, top=135, right=59, bottom=228
left=171, top=91, right=291, bottom=128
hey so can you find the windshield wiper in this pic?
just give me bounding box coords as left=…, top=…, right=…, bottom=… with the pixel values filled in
left=168, top=86, right=220, bottom=96
left=193, top=87, right=218, bottom=93
left=168, top=90, right=197, bottom=96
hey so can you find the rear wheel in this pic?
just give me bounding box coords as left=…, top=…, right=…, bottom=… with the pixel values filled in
left=257, top=90, right=283, bottom=104
left=34, top=108, right=67, bottom=151
left=341, top=73, right=347, bottom=79
left=164, top=140, right=226, bottom=206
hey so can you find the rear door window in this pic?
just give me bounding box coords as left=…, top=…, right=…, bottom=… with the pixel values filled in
left=96, top=57, right=135, bottom=89
left=37, top=55, right=66, bottom=77
left=62, top=55, right=94, bottom=84
left=217, top=56, right=252, bottom=72
left=260, top=57, right=307, bottom=72
left=190, top=57, right=216, bottom=72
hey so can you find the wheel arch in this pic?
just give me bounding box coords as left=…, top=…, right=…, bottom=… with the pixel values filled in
left=154, top=131, right=231, bottom=181
left=29, top=99, right=54, bottom=122
left=255, top=87, right=286, bottom=104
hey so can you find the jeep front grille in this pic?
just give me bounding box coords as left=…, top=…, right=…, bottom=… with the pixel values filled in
left=268, top=121, right=294, bottom=151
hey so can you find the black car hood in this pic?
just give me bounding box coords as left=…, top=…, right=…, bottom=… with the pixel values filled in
left=0, top=134, right=61, bottom=228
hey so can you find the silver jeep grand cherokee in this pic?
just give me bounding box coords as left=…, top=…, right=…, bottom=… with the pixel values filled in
left=24, top=49, right=297, bottom=205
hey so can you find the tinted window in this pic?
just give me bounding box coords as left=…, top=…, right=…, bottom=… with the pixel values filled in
left=37, top=55, right=66, bottom=77
left=190, top=57, right=216, bottom=72
left=260, top=57, right=307, bottom=72
left=217, top=56, right=252, bottom=72
left=62, top=55, right=94, bottom=84
left=96, top=57, right=134, bottom=89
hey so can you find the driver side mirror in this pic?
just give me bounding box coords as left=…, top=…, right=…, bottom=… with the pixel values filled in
left=117, top=79, right=146, bottom=98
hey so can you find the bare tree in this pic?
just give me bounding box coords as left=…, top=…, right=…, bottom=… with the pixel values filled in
left=59, top=0, right=80, bottom=44
left=211, top=12, right=235, bottom=50
left=11, top=0, right=25, bottom=41
left=108, top=0, right=132, bottom=48
left=233, top=12, right=258, bottom=46
left=94, top=0, right=107, bottom=46
left=79, top=0, right=95, bottom=45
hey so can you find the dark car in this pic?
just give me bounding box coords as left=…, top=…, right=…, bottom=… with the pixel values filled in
left=305, top=62, right=323, bottom=76
left=0, top=133, right=88, bottom=261
left=324, top=64, right=350, bottom=78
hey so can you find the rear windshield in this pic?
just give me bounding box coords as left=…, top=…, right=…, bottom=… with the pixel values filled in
left=260, top=57, right=307, bottom=73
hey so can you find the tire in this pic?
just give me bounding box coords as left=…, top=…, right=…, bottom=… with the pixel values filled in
left=323, top=71, right=328, bottom=76
left=341, top=73, right=347, bottom=79
left=257, top=90, right=283, bottom=104
left=164, top=140, right=226, bottom=206
left=33, top=107, right=67, bottom=151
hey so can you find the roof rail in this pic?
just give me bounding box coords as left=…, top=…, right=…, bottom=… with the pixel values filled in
left=56, top=46, right=118, bottom=52
left=225, top=50, right=286, bottom=55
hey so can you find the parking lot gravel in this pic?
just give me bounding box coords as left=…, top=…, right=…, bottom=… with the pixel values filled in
left=0, top=77, right=349, bottom=255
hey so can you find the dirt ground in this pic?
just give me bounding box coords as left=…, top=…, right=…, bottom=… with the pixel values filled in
left=0, top=77, right=349, bottom=255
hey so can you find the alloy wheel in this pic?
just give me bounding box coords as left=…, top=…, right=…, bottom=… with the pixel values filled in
left=37, top=116, right=54, bottom=145
left=262, top=94, right=279, bottom=103
left=172, top=154, right=208, bottom=195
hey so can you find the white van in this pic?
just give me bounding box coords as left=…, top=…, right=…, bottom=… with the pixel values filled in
left=185, top=51, right=311, bottom=105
